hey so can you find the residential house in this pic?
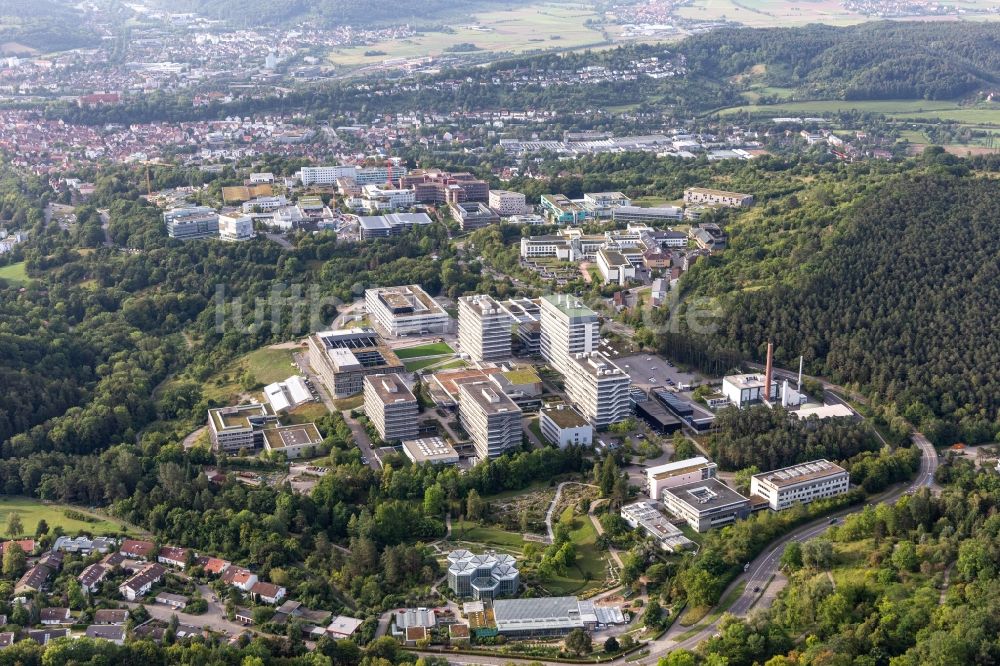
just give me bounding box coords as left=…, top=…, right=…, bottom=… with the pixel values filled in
left=40, top=608, right=71, bottom=625
left=157, top=546, right=190, bottom=569
left=78, top=563, right=110, bottom=593
left=327, top=615, right=364, bottom=639
left=120, top=539, right=156, bottom=560
left=15, top=564, right=52, bottom=595
left=26, top=629, right=69, bottom=645
left=85, top=625, right=125, bottom=645
left=194, top=555, right=231, bottom=576
left=119, top=563, right=166, bottom=601
left=221, top=566, right=258, bottom=592
left=251, top=582, right=287, bottom=605
left=93, top=609, right=129, bottom=625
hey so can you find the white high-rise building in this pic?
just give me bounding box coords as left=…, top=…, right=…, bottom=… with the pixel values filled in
left=565, top=352, right=631, bottom=427
left=539, top=294, right=599, bottom=377
left=458, top=380, right=521, bottom=460
left=488, top=190, right=528, bottom=216
left=458, top=295, right=513, bottom=363
left=363, top=374, right=419, bottom=443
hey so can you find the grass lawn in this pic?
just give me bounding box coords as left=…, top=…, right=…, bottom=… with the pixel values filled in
left=0, top=262, right=29, bottom=285
left=435, top=359, right=469, bottom=371
left=404, top=356, right=453, bottom=372
left=677, top=581, right=747, bottom=632
left=285, top=402, right=330, bottom=424
left=394, top=342, right=455, bottom=359
left=0, top=496, right=124, bottom=537
left=716, top=98, right=1000, bottom=125
left=678, top=0, right=869, bottom=27
left=451, top=519, right=525, bottom=551
left=333, top=395, right=364, bottom=411
left=200, top=346, right=299, bottom=404
left=544, top=505, right=607, bottom=596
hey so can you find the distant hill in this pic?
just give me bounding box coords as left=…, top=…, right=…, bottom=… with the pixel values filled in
left=0, top=0, right=98, bottom=53
left=680, top=22, right=1000, bottom=100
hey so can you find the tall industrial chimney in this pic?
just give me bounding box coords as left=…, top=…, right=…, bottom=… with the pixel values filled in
left=797, top=355, right=804, bottom=392
left=764, top=341, right=774, bottom=403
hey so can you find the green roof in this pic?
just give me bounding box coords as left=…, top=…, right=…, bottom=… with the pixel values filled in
left=502, top=368, right=541, bottom=385
left=540, top=294, right=597, bottom=319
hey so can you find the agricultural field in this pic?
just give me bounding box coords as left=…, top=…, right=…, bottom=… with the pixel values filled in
left=677, top=0, right=865, bottom=27
left=0, top=261, right=29, bottom=285
left=717, top=98, right=1000, bottom=125
left=327, top=2, right=606, bottom=68
left=0, top=496, right=124, bottom=537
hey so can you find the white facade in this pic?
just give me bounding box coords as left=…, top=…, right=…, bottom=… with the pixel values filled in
left=750, top=459, right=850, bottom=511
left=489, top=190, right=529, bottom=216
left=646, top=457, right=717, bottom=501
left=564, top=352, right=631, bottom=428
left=539, top=404, right=593, bottom=448
left=242, top=195, right=288, bottom=213
left=218, top=213, right=255, bottom=242
left=362, top=184, right=416, bottom=212
left=538, top=294, right=599, bottom=377
left=365, top=285, right=453, bottom=337
left=596, top=248, right=636, bottom=286
left=364, top=374, right=419, bottom=443
left=300, top=165, right=358, bottom=186
left=458, top=295, right=513, bottom=363
left=721, top=374, right=777, bottom=408
left=458, top=381, right=521, bottom=460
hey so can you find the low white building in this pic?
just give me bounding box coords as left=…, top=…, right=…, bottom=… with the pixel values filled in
left=621, top=501, right=694, bottom=552
left=750, top=459, right=850, bottom=511
left=263, top=376, right=313, bottom=413
left=721, top=374, right=777, bottom=408
left=539, top=404, right=593, bottom=448
left=646, top=457, right=718, bottom=501
left=596, top=247, right=636, bottom=286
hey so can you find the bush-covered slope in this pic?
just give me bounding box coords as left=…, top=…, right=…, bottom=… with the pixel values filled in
left=714, top=164, right=1000, bottom=443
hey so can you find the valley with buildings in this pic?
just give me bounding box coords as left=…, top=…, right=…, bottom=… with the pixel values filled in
left=0, top=3, right=999, bottom=666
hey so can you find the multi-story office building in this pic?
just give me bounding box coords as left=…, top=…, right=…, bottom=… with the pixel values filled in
left=500, top=298, right=542, bottom=356
left=450, top=202, right=500, bottom=230
left=538, top=294, right=599, bottom=377
left=300, top=165, right=408, bottom=187
left=242, top=196, right=288, bottom=213
left=218, top=213, right=255, bottom=242
left=488, top=190, right=529, bottom=216
left=750, top=460, right=850, bottom=511
left=164, top=206, right=219, bottom=240
left=365, top=285, right=453, bottom=337
left=207, top=403, right=278, bottom=453
left=596, top=247, right=636, bottom=286
left=661, top=478, right=751, bottom=532
left=458, top=380, right=521, bottom=460
left=358, top=213, right=433, bottom=239
left=307, top=328, right=405, bottom=397
left=646, top=457, right=717, bottom=500
left=363, top=374, right=419, bottom=443
left=447, top=550, right=519, bottom=600
left=540, top=194, right=589, bottom=224
left=399, top=170, right=489, bottom=204
left=361, top=184, right=416, bottom=212
left=458, top=295, right=513, bottom=363
left=564, top=352, right=631, bottom=428
left=683, top=187, right=754, bottom=208
left=539, top=403, right=593, bottom=448
left=612, top=205, right=685, bottom=225
left=582, top=192, right=631, bottom=218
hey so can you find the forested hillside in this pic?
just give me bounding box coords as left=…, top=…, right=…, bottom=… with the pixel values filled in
left=0, top=0, right=97, bottom=52
left=681, top=22, right=1000, bottom=100
left=707, top=159, right=1000, bottom=445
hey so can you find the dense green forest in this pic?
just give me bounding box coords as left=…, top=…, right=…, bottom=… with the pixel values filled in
left=0, top=0, right=98, bottom=52
left=682, top=21, right=1000, bottom=100
left=703, top=160, right=1000, bottom=445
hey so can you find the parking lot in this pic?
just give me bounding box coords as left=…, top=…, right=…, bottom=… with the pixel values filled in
left=616, top=353, right=703, bottom=393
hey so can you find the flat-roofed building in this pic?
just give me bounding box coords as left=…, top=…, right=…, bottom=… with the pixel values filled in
left=565, top=352, right=631, bottom=428
left=450, top=202, right=500, bottom=231
left=750, top=459, right=850, bottom=511
left=207, top=403, right=278, bottom=453
left=500, top=297, right=542, bottom=356
left=612, top=206, right=684, bottom=225
left=538, top=294, right=599, bottom=377
left=540, top=194, right=588, bottom=224
left=402, top=437, right=460, bottom=465
left=491, top=597, right=592, bottom=637
left=661, top=478, right=750, bottom=532
left=307, top=328, right=405, bottom=397
left=683, top=187, right=754, bottom=208
left=582, top=192, right=631, bottom=218
left=621, top=501, right=694, bottom=552
left=458, top=295, right=513, bottom=363
left=364, top=374, right=419, bottom=443
left=365, top=285, right=453, bottom=337
left=164, top=206, right=219, bottom=240
left=646, top=457, right=717, bottom=500
left=362, top=184, right=417, bottom=212
left=488, top=190, right=528, bottom=216
left=596, top=247, right=636, bottom=286
left=263, top=423, right=324, bottom=459
left=218, top=213, right=255, bottom=242
left=359, top=213, right=433, bottom=239
left=722, top=374, right=777, bottom=408
left=539, top=403, right=593, bottom=448
left=458, top=380, right=521, bottom=460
